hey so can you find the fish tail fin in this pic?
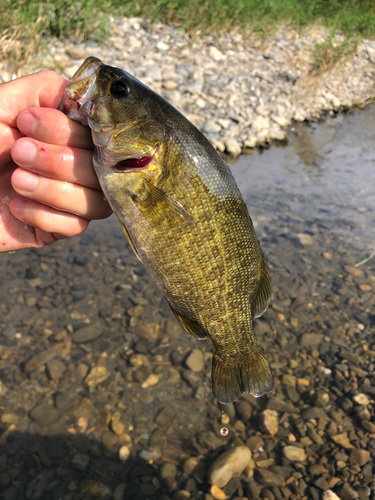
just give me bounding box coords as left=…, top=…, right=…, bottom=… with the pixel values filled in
left=212, top=343, right=273, bottom=404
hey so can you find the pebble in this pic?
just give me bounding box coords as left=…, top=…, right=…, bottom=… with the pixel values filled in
left=225, top=138, right=242, bottom=157
left=236, top=400, right=252, bottom=420
left=353, top=393, right=370, bottom=405
left=255, top=469, right=286, bottom=487
left=118, top=445, right=131, bottom=461
left=46, top=359, right=66, bottom=380
left=210, top=485, right=227, bottom=500
left=72, top=320, right=105, bottom=343
left=331, top=433, right=354, bottom=449
left=299, top=333, right=324, bottom=347
left=350, top=448, right=370, bottom=466
left=24, top=349, right=56, bottom=372
left=259, top=409, right=278, bottom=435
left=174, top=490, right=191, bottom=500
left=141, top=373, right=159, bottom=388
left=84, top=366, right=110, bottom=387
left=337, top=483, right=360, bottom=500
left=70, top=453, right=90, bottom=471
left=26, top=474, right=47, bottom=500
left=207, top=446, right=251, bottom=487
left=297, top=233, right=314, bottom=246
left=283, top=445, right=307, bottom=461
left=185, top=349, right=205, bottom=372
left=139, top=447, right=162, bottom=462
left=30, top=404, right=59, bottom=426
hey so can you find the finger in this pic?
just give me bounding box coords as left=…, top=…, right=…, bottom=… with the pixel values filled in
left=0, top=71, right=68, bottom=128
left=17, top=108, right=93, bottom=149
left=9, top=197, right=89, bottom=239
left=11, top=168, right=112, bottom=221
left=12, top=137, right=99, bottom=190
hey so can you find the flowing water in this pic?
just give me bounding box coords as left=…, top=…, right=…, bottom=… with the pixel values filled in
left=0, top=107, right=374, bottom=500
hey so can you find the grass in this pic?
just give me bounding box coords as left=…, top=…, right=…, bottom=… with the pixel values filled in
left=310, top=31, right=360, bottom=75
left=2, top=0, right=375, bottom=74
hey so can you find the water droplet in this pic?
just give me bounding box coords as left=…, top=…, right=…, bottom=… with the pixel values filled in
left=220, top=427, right=228, bottom=436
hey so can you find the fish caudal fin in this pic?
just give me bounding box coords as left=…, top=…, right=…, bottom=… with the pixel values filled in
left=212, top=344, right=273, bottom=404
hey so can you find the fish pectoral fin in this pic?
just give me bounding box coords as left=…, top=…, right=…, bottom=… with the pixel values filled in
left=167, top=301, right=207, bottom=340
left=118, top=218, right=142, bottom=262
left=251, top=250, right=272, bottom=318
left=141, top=179, right=194, bottom=224
left=212, top=343, right=274, bottom=404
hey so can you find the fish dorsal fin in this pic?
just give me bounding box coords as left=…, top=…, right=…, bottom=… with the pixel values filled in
left=142, top=179, right=194, bottom=224
left=167, top=300, right=207, bottom=340
left=251, top=251, right=272, bottom=318
left=118, top=218, right=142, bottom=262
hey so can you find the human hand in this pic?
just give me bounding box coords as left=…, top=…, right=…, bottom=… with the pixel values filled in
left=0, top=70, right=112, bottom=253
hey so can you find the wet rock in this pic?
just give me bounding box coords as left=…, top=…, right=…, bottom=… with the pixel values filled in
left=302, top=407, right=329, bottom=420
left=297, top=233, right=314, bottom=246
left=102, top=430, right=118, bottom=451
left=0, top=473, right=10, bottom=488
left=24, top=349, right=56, bottom=372
left=185, top=349, right=205, bottom=372
left=26, top=474, right=47, bottom=499
left=119, top=445, right=130, bottom=461
left=174, top=491, right=191, bottom=500
left=331, top=433, right=353, bottom=449
left=30, top=404, right=59, bottom=426
left=85, top=366, right=110, bottom=387
left=155, top=406, right=176, bottom=426
left=198, top=431, right=222, bottom=450
left=349, top=448, right=370, bottom=466
left=322, top=492, right=340, bottom=500
left=46, top=359, right=66, bottom=380
left=71, top=453, right=90, bottom=471
left=160, top=462, right=177, bottom=483
left=336, top=483, right=359, bottom=500
left=114, top=483, right=126, bottom=500
left=259, top=409, right=278, bottom=436
left=282, top=445, right=306, bottom=461
left=255, top=469, right=285, bottom=487
left=225, top=138, right=242, bottom=157
left=139, top=447, right=162, bottom=461
left=236, top=400, right=252, bottom=420
left=353, top=393, right=370, bottom=405
left=299, top=333, right=324, bottom=347
left=73, top=320, right=105, bottom=343
left=207, top=445, right=251, bottom=487
left=210, top=484, right=227, bottom=499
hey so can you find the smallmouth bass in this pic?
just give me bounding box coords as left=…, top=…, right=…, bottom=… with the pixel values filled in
left=60, top=57, right=274, bottom=403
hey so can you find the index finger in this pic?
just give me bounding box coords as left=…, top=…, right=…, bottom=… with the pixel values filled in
left=17, top=107, right=93, bottom=150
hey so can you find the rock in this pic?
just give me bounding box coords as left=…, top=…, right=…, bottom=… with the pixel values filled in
left=141, top=374, right=159, bottom=388
left=236, top=400, right=252, bottom=420
left=46, top=359, right=66, bottom=380
left=185, top=349, right=205, bottom=372
left=255, top=469, right=285, bottom=487
left=344, top=265, right=363, bottom=277
left=70, top=454, right=90, bottom=471
left=73, top=320, right=105, bottom=343
left=225, top=138, right=242, bottom=157
left=207, top=445, right=251, bottom=487
left=302, top=407, right=329, bottom=420
left=160, top=462, right=177, bottom=482
left=113, top=483, right=126, bottom=500
left=174, top=491, right=191, bottom=500
left=183, top=457, right=200, bottom=475
left=209, top=46, right=225, bottom=61
left=252, top=116, right=270, bottom=134
left=119, top=445, right=130, bottom=461
left=102, top=430, right=118, bottom=451
left=163, top=80, right=178, bottom=90
left=336, top=483, right=359, bottom=500
left=322, top=491, right=340, bottom=500
left=145, top=65, right=162, bottom=81
left=111, top=420, right=124, bottom=436
left=0, top=473, right=10, bottom=488
left=1, top=414, right=18, bottom=425
left=139, top=447, right=162, bottom=462
left=259, top=409, right=278, bottom=436
left=283, top=445, right=306, bottom=461
left=85, top=366, right=110, bottom=387
left=297, top=233, right=314, bottom=246
left=24, top=349, right=56, bottom=372
left=350, top=448, right=370, bottom=466
left=30, top=404, right=59, bottom=426
left=299, top=333, right=324, bottom=347
left=331, top=433, right=354, bottom=449
left=353, top=393, right=370, bottom=405
left=26, top=474, right=47, bottom=499
left=155, top=406, right=176, bottom=426
left=210, top=485, right=227, bottom=499
left=65, top=48, right=87, bottom=60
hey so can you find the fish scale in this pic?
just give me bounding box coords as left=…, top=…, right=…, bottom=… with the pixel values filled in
left=60, top=56, right=274, bottom=403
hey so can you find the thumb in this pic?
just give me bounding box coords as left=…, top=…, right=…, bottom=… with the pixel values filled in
left=0, top=70, right=68, bottom=129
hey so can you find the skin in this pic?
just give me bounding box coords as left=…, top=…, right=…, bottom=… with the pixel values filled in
left=0, top=70, right=112, bottom=252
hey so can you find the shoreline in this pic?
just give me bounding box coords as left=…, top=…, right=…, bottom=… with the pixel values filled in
left=3, top=17, right=375, bottom=156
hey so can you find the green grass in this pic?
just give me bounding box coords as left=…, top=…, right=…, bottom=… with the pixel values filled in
left=2, top=0, right=375, bottom=73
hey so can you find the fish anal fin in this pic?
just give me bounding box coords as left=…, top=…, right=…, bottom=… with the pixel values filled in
left=251, top=251, right=272, bottom=319
left=142, top=179, right=194, bottom=224
left=118, top=218, right=142, bottom=262
left=167, top=302, right=207, bottom=340
left=212, top=342, right=274, bottom=404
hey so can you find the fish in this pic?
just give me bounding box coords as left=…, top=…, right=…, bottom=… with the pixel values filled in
left=59, top=56, right=274, bottom=404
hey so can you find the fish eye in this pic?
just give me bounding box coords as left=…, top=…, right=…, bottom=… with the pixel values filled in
left=110, top=79, right=129, bottom=98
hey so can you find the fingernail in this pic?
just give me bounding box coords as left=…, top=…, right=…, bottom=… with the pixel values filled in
left=10, top=197, right=27, bottom=215
left=13, top=140, right=37, bottom=166
left=15, top=170, right=38, bottom=193
left=18, top=111, right=38, bottom=137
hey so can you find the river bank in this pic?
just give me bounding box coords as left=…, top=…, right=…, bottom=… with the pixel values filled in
left=2, top=17, right=375, bottom=156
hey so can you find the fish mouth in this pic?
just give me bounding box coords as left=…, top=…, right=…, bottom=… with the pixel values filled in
left=113, top=156, right=154, bottom=173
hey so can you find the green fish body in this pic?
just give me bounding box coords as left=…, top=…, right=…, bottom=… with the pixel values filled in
left=60, top=57, right=273, bottom=403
